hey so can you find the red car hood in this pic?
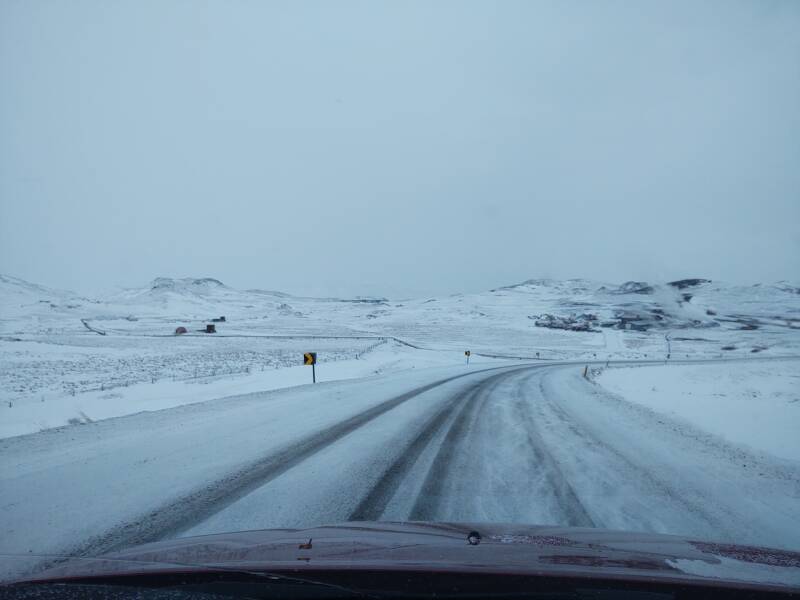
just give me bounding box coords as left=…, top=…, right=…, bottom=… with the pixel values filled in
left=22, top=522, right=800, bottom=591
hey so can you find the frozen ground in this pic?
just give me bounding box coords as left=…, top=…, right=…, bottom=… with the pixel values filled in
left=0, top=338, right=501, bottom=439
left=1, top=274, right=799, bottom=582
left=2, top=274, right=799, bottom=439
left=1, top=360, right=799, bottom=583
left=597, top=359, right=800, bottom=462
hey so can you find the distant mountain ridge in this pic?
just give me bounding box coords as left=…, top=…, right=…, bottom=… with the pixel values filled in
left=150, top=277, right=227, bottom=291
left=0, top=274, right=83, bottom=304
left=2, top=273, right=799, bottom=306
left=1, top=273, right=798, bottom=344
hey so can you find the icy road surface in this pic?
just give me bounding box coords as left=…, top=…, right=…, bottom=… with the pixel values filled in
left=1, top=360, right=799, bottom=579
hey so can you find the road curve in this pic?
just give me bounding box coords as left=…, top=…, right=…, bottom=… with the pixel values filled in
left=64, top=364, right=538, bottom=558
left=2, top=358, right=799, bottom=581
left=182, top=363, right=800, bottom=551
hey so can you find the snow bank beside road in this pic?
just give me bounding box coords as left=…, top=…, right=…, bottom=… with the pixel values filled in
left=597, top=360, right=800, bottom=461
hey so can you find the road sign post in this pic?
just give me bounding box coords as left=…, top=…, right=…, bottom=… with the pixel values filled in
left=304, top=352, right=317, bottom=383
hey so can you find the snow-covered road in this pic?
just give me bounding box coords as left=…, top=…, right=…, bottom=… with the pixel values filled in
left=2, top=360, right=799, bottom=580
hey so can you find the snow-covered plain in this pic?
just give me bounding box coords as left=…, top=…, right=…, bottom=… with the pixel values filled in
left=597, top=360, right=800, bottom=462
left=1, top=274, right=800, bottom=582
left=2, top=274, right=798, bottom=438
left=0, top=338, right=503, bottom=439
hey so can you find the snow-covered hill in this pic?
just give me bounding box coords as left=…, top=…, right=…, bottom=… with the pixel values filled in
left=0, top=274, right=84, bottom=311
left=106, top=277, right=265, bottom=315
left=1, top=273, right=798, bottom=438
left=2, top=274, right=799, bottom=347
left=0, top=274, right=92, bottom=335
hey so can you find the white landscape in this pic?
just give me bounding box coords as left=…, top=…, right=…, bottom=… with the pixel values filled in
left=4, top=0, right=800, bottom=591
left=1, top=274, right=799, bottom=580
left=2, top=274, right=798, bottom=437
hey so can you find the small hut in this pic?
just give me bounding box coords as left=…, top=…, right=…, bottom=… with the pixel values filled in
left=205, top=324, right=217, bottom=334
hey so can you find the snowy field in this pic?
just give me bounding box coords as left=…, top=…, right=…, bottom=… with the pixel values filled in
left=597, top=359, right=800, bottom=462
left=2, top=274, right=799, bottom=441
left=2, top=335, right=385, bottom=398
left=1, top=274, right=800, bottom=582
left=0, top=338, right=503, bottom=439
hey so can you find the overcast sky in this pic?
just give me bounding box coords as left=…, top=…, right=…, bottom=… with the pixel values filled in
left=1, top=1, right=798, bottom=298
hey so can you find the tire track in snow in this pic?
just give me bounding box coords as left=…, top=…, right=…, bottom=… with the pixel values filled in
left=408, top=371, right=510, bottom=520
left=66, top=364, right=528, bottom=559
left=405, top=367, right=596, bottom=524
left=351, top=365, right=596, bottom=525
left=349, top=367, right=536, bottom=521
left=509, top=371, right=595, bottom=527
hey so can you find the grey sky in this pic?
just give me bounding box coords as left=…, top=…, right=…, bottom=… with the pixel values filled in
left=1, top=1, right=798, bottom=298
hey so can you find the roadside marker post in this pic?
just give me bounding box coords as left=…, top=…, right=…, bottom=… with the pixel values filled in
left=465, top=350, right=471, bottom=366
left=304, top=352, right=317, bottom=383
